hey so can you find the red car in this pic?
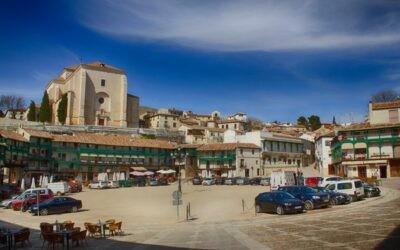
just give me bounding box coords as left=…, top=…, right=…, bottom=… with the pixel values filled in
left=305, top=177, right=322, bottom=187
left=12, top=193, right=53, bottom=211
left=68, top=181, right=82, bottom=193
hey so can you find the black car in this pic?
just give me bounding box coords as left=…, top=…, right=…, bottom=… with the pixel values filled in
left=192, top=176, right=202, bottom=185
left=249, top=177, right=261, bottom=185
left=278, top=186, right=330, bottom=210
left=29, top=197, right=82, bottom=216
left=214, top=177, right=225, bottom=185
left=255, top=191, right=304, bottom=215
left=363, top=183, right=381, bottom=198
left=313, top=187, right=351, bottom=205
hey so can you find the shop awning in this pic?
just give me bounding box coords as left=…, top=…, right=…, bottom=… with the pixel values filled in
left=130, top=166, right=147, bottom=171
left=341, top=143, right=353, bottom=150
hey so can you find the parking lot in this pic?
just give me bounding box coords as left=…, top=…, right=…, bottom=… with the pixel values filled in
left=1, top=179, right=400, bottom=249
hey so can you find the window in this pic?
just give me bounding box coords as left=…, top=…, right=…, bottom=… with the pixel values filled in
left=240, top=149, right=243, bottom=155
left=389, top=109, right=399, bottom=123
left=98, top=97, right=104, bottom=104
left=101, top=79, right=106, bottom=86
left=252, top=149, right=255, bottom=155
left=173, top=122, right=176, bottom=128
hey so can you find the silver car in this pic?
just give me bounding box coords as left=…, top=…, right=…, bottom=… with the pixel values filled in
left=1, top=194, right=24, bottom=208
left=202, top=178, right=215, bottom=186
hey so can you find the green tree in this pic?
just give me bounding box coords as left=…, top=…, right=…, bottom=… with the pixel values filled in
left=39, top=91, right=51, bottom=123
left=308, top=115, right=322, bottom=131
left=297, top=116, right=309, bottom=128
left=57, top=93, right=68, bottom=125
left=27, top=101, right=36, bottom=121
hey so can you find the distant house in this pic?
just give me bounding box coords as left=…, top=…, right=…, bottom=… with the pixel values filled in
left=4, top=109, right=27, bottom=120
left=197, top=143, right=261, bottom=178
left=368, top=100, right=400, bottom=124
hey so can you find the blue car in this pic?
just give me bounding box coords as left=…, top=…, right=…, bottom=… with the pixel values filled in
left=29, top=196, right=82, bottom=216
left=255, top=191, right=304, bottom=215
left=278, top=186, right=330, bottom=210
left=313, top=187, right=351, bottom=205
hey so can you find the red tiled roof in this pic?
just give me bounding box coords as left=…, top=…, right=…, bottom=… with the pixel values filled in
left=0, top=129, right=29, bottom=142
left=371, top=100, right=400, bottom=110
left=21, top=129, right=53, bottom=139
left=52, top=132, right=173, bottom=149
left=198, top=143, right=260, bottom=151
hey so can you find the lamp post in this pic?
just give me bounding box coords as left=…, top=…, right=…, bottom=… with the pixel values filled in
left=171, top=147, right=187, bottom=193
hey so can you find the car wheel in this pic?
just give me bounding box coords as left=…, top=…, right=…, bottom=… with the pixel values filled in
left=40, top=209, right=48, bottom=216
left=366, top=192, right=372, bottom=198
left=329, top=199, right=336, bottom=206
left=255, top=204, right=261, bottom=213
left=71, top=206, right=78, bottom=213
left=56, top=191, right=61, bottom=196
left=6, top=203, right=12, bottom=209
left=304, top=200, right=314, bottom=210
left=276, top=206, right=284, bottom=215
left=351, top=196, right=357, bottom=202
left=21, top=206, right=27, bottom=212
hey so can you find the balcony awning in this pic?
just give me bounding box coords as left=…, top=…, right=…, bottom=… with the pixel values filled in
left=341, top=143, right=353, bottom=150
left=354, top=142, right=367, bottom=149
left=131, top=166, right=147, bottom=171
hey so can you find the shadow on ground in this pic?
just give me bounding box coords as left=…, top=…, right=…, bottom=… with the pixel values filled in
left=0, top=220, right=206, bottom=250
left=375, top=225, right=400, bottom=250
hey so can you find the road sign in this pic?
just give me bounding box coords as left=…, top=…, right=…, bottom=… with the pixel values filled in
left=172, top=190, right=182, bottom=200
left=173, top=200, right=183, bottom=206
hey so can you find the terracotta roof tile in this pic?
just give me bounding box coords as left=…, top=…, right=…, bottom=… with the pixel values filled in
left=21, top=129, right=53, bottom=139
left=198, top=143, right=260, bottom=151
left=52, top=132, right=173, bottom=149
left=0, top=129, right=29, bottom=142
left=65, top=61, right=125, bottom=75
left=206, top=127, right=226, bottom=133
left=371, top=100, right=400, bottom=110
left=338, top=122, right=400, bottom=131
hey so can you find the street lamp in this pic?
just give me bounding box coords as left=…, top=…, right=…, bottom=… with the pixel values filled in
left=171, top=147, right=187, bottom=193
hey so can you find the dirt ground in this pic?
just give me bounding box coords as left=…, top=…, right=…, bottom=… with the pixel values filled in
left=2, top=182, right=269, bottom=228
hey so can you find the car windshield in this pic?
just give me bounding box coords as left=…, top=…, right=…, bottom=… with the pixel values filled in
left=275, top=192, right=295, bottom=199
left=304, top=187, right=317, bottom=193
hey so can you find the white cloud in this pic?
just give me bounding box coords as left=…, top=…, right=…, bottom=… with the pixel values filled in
left=78, top=0, right=400, bottom=51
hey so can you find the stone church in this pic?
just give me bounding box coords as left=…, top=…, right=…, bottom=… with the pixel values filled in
left=46, top=61, right=139, bottom=127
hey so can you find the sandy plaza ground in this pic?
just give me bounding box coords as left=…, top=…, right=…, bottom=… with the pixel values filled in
left=1, top=180, right=400, bottom=249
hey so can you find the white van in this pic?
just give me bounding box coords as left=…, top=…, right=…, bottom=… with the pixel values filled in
left=47, top=182, right=70, bottom=196
left=270, top=170, right=297, bottom=190
left=21, top=188, right=53, bottom=197
left=327, top=179, right=364, bottom=201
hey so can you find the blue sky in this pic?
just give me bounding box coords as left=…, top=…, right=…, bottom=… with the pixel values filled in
left=1, top=0, right=400, bottom=124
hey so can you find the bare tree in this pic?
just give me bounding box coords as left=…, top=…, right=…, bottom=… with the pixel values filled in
left=371, top=90, right=398, bottom=103
left=246, top=116, right=265, bottom=131
left=0, top=95, right=26, bottom=119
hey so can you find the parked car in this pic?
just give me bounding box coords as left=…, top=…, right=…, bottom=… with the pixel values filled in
left=202, top=178, right=215, bottom=186
left=29, top=196, right=82, bottom=216
left=192, top=176, right=202, bottom=185
left=305, top=177, right=322, bottom=187
left=326, top=179, right=364, bottom=202
left=318, top=176, right=343, bottom=187
left=21, top=188, right=53, bottom=198
left=236, top=177, right=250, bottom=185
left=12, top=193, right=53, bottom=211
left=149, top=178, right=159, bottom=186
left=363, top=183, right=381, bottom=198
left=0, top=194, right=21, bottom=208
left=158, top=177, right=169, bottom=186
left=260, top=177, right=271, bottom=186
left=225, top=178, right=236, bottom=185
left=312, top=187, right=351, bottom=205
left=255, top=191, right=304, bottom=215
left=68, top=181, right=82, bottom=193
left=0, top=185, right=21, bottom=201
left=278, top=186, right=330, bottom=210
left=47, top=182, right=70, bottom=196
left=249, top=177, right=261, bottom=185
left=107, top=181, right=119, bottom=188
left=88, top=181, right=109, bottom=189
left=215, top=177, right=225, bottom=185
